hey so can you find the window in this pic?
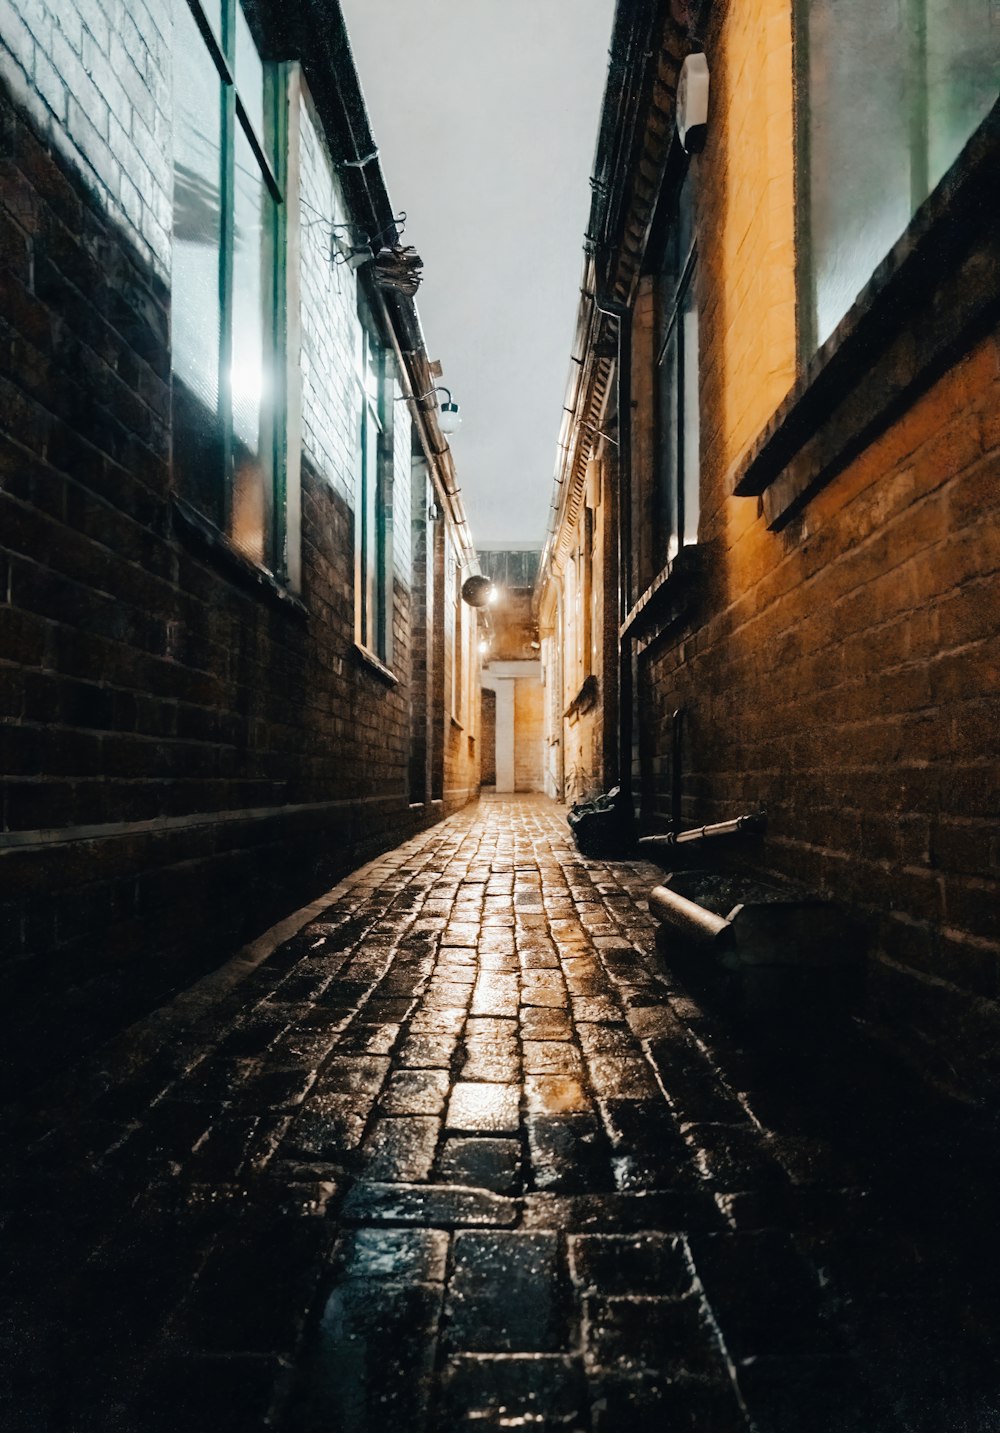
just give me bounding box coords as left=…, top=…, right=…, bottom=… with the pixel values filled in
left=582, top=504, right=594, bottom=679
left=354, top=312, right=391, bottom=661
left=797, top=0, right=1000, bottom=352
left=171, top=0, right=286, bottom=572
left=655, top=164, right=699, bottom=565
left=451, top=557, right=463, bottom=720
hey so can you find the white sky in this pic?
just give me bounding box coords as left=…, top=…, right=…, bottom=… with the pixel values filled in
left=340, top=0, right=614, bottom=547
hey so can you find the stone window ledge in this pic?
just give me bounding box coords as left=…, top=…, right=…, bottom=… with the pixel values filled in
left=172, top=496, right=307, bottom=618
left=729, top=101, right=1000, bottom=531
left=621, top=544, right=702, bottom=653
left=564, top=674, right=600, bottom=724
left=354, top=642, right=398, bottom=686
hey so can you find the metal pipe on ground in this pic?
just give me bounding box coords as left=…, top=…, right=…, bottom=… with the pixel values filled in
left=649, top=885, right=733, bottom=945
left=639, top=811, right=766, bottom=849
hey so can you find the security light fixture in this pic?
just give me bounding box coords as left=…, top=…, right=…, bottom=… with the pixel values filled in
left=461, top=575, right=495, bottom=608
left=436, top=386, right=462, bottom=435
left=397, top=384, right=462, bottom=435
left=330, top=221, right=374, bottom=269
left=677, top=52, right=709, bottom=154
left=329, top=211, right=409, bottom=272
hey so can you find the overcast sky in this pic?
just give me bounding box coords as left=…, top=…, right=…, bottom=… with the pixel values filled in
left=340, top=0, right=614, bottom=548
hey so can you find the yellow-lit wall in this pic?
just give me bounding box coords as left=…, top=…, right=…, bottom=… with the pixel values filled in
left=636, top=0, right=1000, bottom=1092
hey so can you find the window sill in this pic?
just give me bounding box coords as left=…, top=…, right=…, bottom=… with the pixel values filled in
left=564, top=674, right=599, bottom=723
left=730, top=101, right=1000, bottom=531
left=621, top=544, right=702, bottom=653
left=171, top=497, right=307, bottom=618
left=353, top=643, right=398, bottom=685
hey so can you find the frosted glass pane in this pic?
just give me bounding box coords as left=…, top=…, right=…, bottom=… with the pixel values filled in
left=194, top=0, right=223, bottom=48
left=807, top=0, right=912, bottom=345
left=356, top=394, right=380, bottom=650
left=235, top=1, right=265, bottom=147
left=926, top=0, right=1000, bottom=190
left=230, top=126, right=275, bottom=565
left=172, top=0, right=223, bottom=521
left=364, top=399, right=379, bottom=648
left=656, top=323, right=680, bottom=564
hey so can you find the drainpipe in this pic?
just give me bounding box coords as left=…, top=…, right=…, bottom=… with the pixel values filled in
left=671, top=707, right=683, bottom=833
left=595, top=293, right=633, bottom=835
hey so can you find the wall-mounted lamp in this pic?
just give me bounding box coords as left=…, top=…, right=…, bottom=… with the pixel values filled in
left=435, top=386, right=462, bottom=436
left=478, top=639, right=490, bottom=657
left=399, top=384, right=463, bottom=435
left=461, top=575, right=495, bottom=608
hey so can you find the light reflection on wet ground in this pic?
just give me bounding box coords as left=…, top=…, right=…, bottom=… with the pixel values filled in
left=2, top=796, right=998, bottom=1432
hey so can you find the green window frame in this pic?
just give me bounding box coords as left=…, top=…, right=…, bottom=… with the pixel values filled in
left=354, top=310, right=391, bottom=663
left=795, top=0, right=1000, bottom=356
left=171, top=0, right=288, bottom=576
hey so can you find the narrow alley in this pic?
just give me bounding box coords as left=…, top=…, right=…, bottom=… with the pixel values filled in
left=3, top=795, right=997, bottom=1433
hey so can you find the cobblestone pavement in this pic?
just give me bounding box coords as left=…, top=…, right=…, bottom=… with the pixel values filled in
left=2, top=796, right=998, bottom=1432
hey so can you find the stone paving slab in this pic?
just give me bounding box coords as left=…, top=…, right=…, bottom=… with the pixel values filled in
left=1, top=795, right=998, bottom=1431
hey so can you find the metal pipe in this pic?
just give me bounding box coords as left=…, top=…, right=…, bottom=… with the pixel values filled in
left=671, top=707, right=683, bottom=832
left=638, top=811, right=767, bottom=849
left=649, top=884, right=733, bottom=945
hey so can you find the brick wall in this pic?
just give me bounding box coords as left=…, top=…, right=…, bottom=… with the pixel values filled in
left=697, top=0, right=796, bottom=486
left=0, top=0, right=171, bottom=278
left=634, top=0, right=1000, bottom=1094
left=0, top=23, right=474, bottom=1092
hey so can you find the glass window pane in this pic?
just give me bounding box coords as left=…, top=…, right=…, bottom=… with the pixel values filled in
left=172, top=0, right=224, bottom=525
left=230, top=125, right=275, bottom=565
left=366, top=344, right=380, bottom=407
left=680, top=276, right=699, bottom=548
left=806, top=0, right=913, bottom=346
left=926, top=0, right=1000, bottom=190
left=365, top=400, right=379, bottom=650
left=235, top=1, right=265, bottom=146
left=656, top=322, right=680, bottom=564
left=192, top=0, right=223, bottom=49
left=355, top=395, right=366, bottom=642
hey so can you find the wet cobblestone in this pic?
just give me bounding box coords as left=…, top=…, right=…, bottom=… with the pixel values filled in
left=2, top=795, right=998, bottom=1431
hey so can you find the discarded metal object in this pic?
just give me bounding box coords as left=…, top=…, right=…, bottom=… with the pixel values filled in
left=649, top=868, right=866, bottom=1027
left=639, top=810, right=766, bottom=849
